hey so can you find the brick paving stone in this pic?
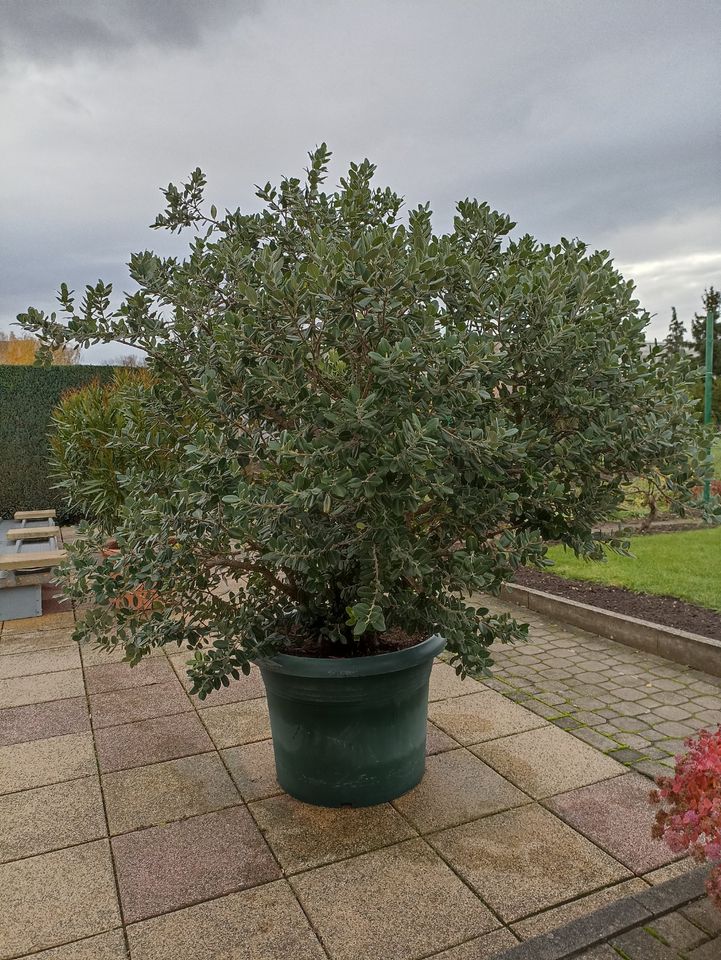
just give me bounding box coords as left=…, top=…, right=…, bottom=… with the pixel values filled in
left=0, top=840, right=120, bottom=959
left=649, top=910, right=709, bottom=951
left=482, top=595, right=721, bottom=777
left=290, top=838, right=498, bottom=960
left=94, top=711, right=214, bottom=772
left=546, top=773, right=680, bottom=874
left=112, top=806, right=280, bottom=922
left=91, top=679, right=192, bottom=728
left=126, top=881, right=325, bottom=960
left=0, top=732, right=96, bottom=794
left=250, top=793, right=414, bottom=872
left=0, top=776, right=106, bottom=862
left=103, top=753, right=240, bottom=834
left=428, top=803, right=630, bottom=923
left=682, top=899, right=721, bottom=936
left=688, top=939, right=721, bottom=959
left=0, top=696, right=89, bottom=746
left=611, top=927, right=683, bottom=958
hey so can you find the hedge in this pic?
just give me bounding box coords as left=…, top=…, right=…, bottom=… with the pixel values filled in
left=0, top=364, right=116, bottom=522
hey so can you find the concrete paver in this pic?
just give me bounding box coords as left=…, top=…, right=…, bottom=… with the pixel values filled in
left=2, top=601, right=720, bottom=959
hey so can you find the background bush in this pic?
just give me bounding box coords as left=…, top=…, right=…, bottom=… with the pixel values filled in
left=0, top=364, right=115, bottom=521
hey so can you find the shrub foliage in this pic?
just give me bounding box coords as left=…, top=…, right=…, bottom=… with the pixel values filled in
left=0, top=364, right=114, bottom=521
left=19, top=147, right=716, bottom=695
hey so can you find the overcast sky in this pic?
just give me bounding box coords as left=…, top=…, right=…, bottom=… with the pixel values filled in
left=1, top=0, right=719, bottom=362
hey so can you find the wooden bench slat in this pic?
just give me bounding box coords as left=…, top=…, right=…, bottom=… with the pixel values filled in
left=6, top=526, right=58, bottom=541
left=0, top=551, right=66, bottom=571
left=14, top=510, right=57, bottom=520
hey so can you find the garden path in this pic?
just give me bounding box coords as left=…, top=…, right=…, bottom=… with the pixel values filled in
left=0, top=593, right=718, bottom=960
left=481, top=595, right=721, bottom=781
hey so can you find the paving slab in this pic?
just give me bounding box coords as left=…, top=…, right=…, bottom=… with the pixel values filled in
left=249, top=792, right=415, bottom=872
left=429, top=928, right=519, bottom=959
left=428, top=661, right=481, bottom=701
left=547, top=772, right=681, bottom=873
left=85, top=657, right=177, bottom=694
left=0, top=669, right=85, bottom=708
left=0, top=732, right=96, bottom=794
left=2, top=611, right=75, bottom=634
left=473, top=723, right=626, bottom=799
left=0, top=840, right=120, bottom=959
left=198, top=697, right=271, bottom=747
left=392, top=748, right=528, bottom=833
left=511, top=878, right=648, bottom=940
left=427, top=720, right=459, bottom=755
left=429, top=803, right=631, bottom=922
left=0, top=776, right=106, bottom=863
left=221, top=738, right=282, bottom=800
left=21, top=930, right=128, bottom=959
left=0, top=695, right=89, bottom=746
left=0, top=628, right=75, bottom=655
left=90, top=679, right=192, bottom=728
left=94, top=711, right=214, bottom=773
left=126, top=881, right=325, bottom=960
left=291, top=838, right=498, bottom=960
left=112, top=806, right=280, bottom=922
left=0, top=645, right=81, bottom=679
left=428, top=690, right=548, bottom=745
left=103, top=752, right=240, bottom=834
left=171, top=655, right=267, bottom=704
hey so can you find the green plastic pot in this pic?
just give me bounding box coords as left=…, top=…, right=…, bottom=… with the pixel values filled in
left=257, top=633, right=446, bottom=807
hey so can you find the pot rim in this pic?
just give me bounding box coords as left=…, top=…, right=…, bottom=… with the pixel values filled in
left=257, top=632, right=446, bottom=678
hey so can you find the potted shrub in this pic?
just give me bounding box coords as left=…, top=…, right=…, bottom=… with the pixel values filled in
left=21, top=147, right=715, bottom=806
left=651, top=727, right=721, bottom=909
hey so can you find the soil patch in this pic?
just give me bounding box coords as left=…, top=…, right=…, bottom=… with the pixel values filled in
left=285, top=626, right=427, bottom=659
left=512, top=567, right=721, bottom=642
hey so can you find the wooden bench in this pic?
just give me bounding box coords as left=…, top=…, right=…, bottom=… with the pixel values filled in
left=6, top=526, right=60, bottom=541
left=0, top=514, right=66, bottom=620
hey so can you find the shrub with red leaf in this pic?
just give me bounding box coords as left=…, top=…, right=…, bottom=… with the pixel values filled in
left=650, top=726, right=721, bottom=908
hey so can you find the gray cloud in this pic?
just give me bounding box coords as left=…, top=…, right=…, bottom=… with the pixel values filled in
left=1, top=0, right=719, bottom=360
left=0, top=0, right=255, bottom=65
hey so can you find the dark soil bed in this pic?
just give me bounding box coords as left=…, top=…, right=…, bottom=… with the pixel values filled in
left=512, top=567, right=721, bottom=642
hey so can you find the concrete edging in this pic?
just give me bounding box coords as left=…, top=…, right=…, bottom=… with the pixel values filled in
left=495, top=866, right=709, bottom=960
left=500, top=583, right=721, bottom=679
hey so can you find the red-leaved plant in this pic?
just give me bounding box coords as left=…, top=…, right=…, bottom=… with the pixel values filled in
left=650, top=726, right=721, bottom=908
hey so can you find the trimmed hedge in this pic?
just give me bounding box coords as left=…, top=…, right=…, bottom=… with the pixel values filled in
left=0, top=365, right=116, bottom=522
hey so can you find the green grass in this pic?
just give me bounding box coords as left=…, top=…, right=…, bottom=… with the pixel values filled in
left=546, top=527, right=721, bottom=612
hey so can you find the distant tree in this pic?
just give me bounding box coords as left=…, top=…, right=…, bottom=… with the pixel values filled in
left=0, top=331, right=79, bottom=365
left=688, top=287, right=721, bottom=376
left=664, top=307, right=686, bottom=356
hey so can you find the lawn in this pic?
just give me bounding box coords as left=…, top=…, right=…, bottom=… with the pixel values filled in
left=546, top=527, right=721, bottom=612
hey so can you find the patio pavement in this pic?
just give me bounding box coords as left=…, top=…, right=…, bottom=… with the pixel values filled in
left=0, top=601, right=718, bottom=960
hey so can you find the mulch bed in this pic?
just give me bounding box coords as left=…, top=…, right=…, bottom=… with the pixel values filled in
left=512, top=567, right=721, bottom=642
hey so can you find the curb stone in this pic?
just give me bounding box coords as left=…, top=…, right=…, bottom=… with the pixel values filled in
left=493, top=866, right=709, bottom=960
left=500, top=583, right=721, bottom=679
